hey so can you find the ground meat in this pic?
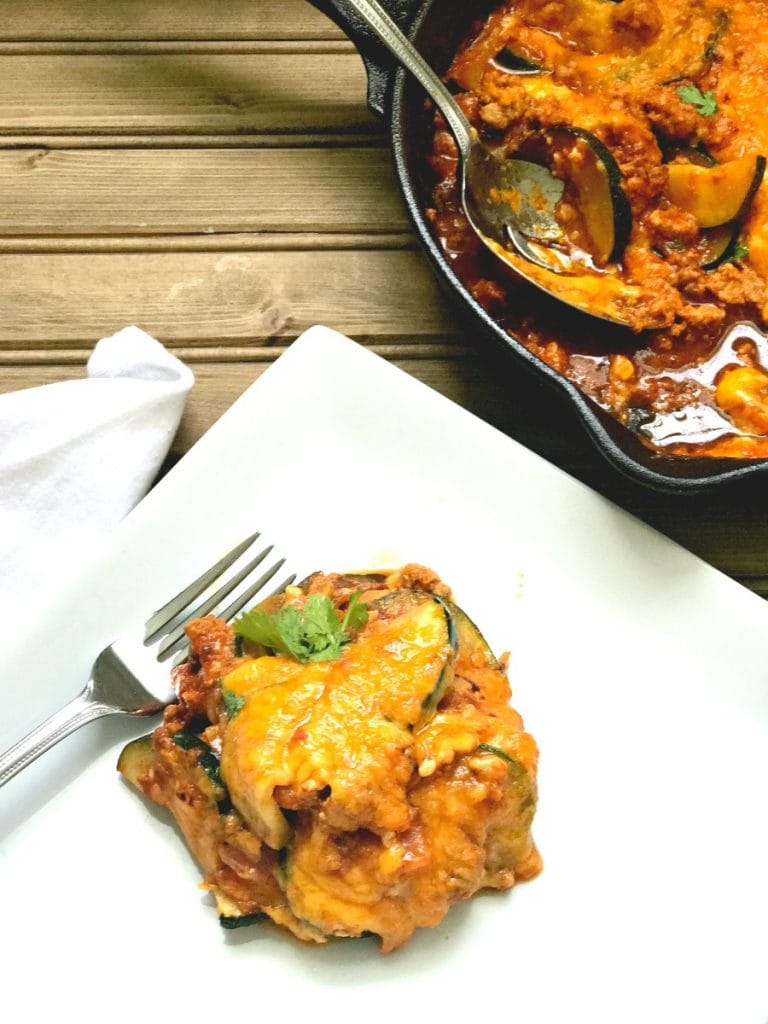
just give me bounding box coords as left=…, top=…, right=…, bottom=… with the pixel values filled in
left=168, top=615, right=238, bottom=723
left=645, top=206, right=701, bottom=246
left=610, top=0, right=663, bottom=46
left=426, top=0, right=768, bottom=456
left=385, top=563, right=452, bottom=597
left=697, top=261, right=768, bottom=308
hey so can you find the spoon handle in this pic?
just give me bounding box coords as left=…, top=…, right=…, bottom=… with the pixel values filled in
left=311, top=0, right=472, bottom=154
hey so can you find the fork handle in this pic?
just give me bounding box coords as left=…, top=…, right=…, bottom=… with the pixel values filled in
left=0, top=684, right=112, bottom=789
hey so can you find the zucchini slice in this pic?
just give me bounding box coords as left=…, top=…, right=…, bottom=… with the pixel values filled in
left=666, top=154, right=766, bottom=228
left=445, top=599, right=500, bottom=670
left=547, top=126, right=632, bottom=264
left=420, top=595, right=458, bottom=717
left=700, top=222, right=741, bottom=270
left=368, top=590, right=457, bottom=721
left=117, top=733, right=157, bottom=789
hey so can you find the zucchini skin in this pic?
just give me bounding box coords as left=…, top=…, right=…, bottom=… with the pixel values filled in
left=494, top=48, right=543, bottom=75
left=478, top=743, right=527, bottom=779
left=445, top=599, right=500, bottom=670
left=550, top=125, right=633, bottom=263
left=172, top=730, right=232, bottom=815
left=219, top=912, right=266, bottom=930
left=664, top=143, right=717, bottom=167
left=420, top=594, right=458, bottom=717
left=117, top=734, right=157, bottom=788
left=700, top=223, right=741, bottom=270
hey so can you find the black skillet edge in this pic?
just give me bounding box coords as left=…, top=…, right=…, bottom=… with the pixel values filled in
left=305, top=0, right=419, bottom=116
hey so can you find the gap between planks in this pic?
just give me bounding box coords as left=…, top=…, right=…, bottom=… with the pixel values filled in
left=0, top=233, right=417, bottom=254
left=0, top=41, right=356, bottom=56
left=0, top=343, right=471, bottom=365
left=0, top=135, right=386, bottom=149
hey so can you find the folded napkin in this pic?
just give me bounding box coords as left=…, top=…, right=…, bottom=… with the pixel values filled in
left=0, top=326, right=194, bottom=622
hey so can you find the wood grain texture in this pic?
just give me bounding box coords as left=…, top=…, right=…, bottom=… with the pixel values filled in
left=0, top=53, right=375, bottom=135
left=0, top=250, right=457, bottom=344
left=0, top=1, right=341, bottom=42
left=0, top=147, right=407, bottom=235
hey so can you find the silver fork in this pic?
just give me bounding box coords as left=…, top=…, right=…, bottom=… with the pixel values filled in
left=0, top=532, right=295, bottom=789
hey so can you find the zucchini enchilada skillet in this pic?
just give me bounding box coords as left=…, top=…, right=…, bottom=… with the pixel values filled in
left=309, top=0, right=768, bottom=492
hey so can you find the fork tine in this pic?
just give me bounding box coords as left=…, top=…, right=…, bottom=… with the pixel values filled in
left=164, top=570, right=298, bottom=673
left=156, top=544, right=275, bottom=660
left=218, top=565, right=296, bottom=625
left=144, top=531, right=261, bottom=642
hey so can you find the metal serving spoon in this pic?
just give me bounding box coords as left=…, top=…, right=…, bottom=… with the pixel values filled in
left=315, top=0, right=633, bottom=326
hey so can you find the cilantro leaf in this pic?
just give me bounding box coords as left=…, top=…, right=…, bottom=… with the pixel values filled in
left=222, top=689, right=246, bottom=719
left=234, top=607, right=289, bottom=652
left=272, top=605, right=306, bottom=661
left=729, top=240, right=750, bottom=262
left=232, top=592, right=368, bottom=664
left=676, top=84, right=718, bottom=116
left=342, top=590, right=369, bottom=632
left=298, top=594, right=347, bottom=662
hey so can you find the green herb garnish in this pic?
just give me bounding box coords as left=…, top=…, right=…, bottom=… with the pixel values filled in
left=233, top=591, right=368, bottom=664
left=729, top=240, right=750, bottom=262
left=222, top=689, right=246, bottom=719
left=676, top=83, right=718, bottom=116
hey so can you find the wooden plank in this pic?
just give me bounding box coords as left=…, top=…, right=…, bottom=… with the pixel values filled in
left=0, top=148, right=407, bottom=236
left=0, top=249, right=458, bottom=344
left=0, top=1, right=342, bottom=42
left=0, top=53, right=375, bottom=135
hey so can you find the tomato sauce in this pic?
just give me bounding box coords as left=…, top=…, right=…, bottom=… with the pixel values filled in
left=427, top=0, right=768, bottom=457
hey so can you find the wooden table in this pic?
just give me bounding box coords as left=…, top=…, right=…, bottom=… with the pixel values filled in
left=2, top=0, right=767, bottom=598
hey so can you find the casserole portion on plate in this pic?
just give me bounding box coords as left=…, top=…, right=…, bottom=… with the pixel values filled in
left=119, top=564, right=541, bottom=951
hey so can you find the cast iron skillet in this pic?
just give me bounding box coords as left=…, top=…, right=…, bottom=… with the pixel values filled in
left=309, top=0, right=768, bottom=493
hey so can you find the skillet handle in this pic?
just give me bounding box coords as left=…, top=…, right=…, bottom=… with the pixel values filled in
left=306, top=0, right=421, bottom=117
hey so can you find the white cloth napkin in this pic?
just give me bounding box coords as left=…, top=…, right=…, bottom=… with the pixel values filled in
left=0, top=326, right=194, bottom=621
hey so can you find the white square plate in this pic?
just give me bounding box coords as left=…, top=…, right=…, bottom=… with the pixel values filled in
left=2, top=327, right=767, bottom=1024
